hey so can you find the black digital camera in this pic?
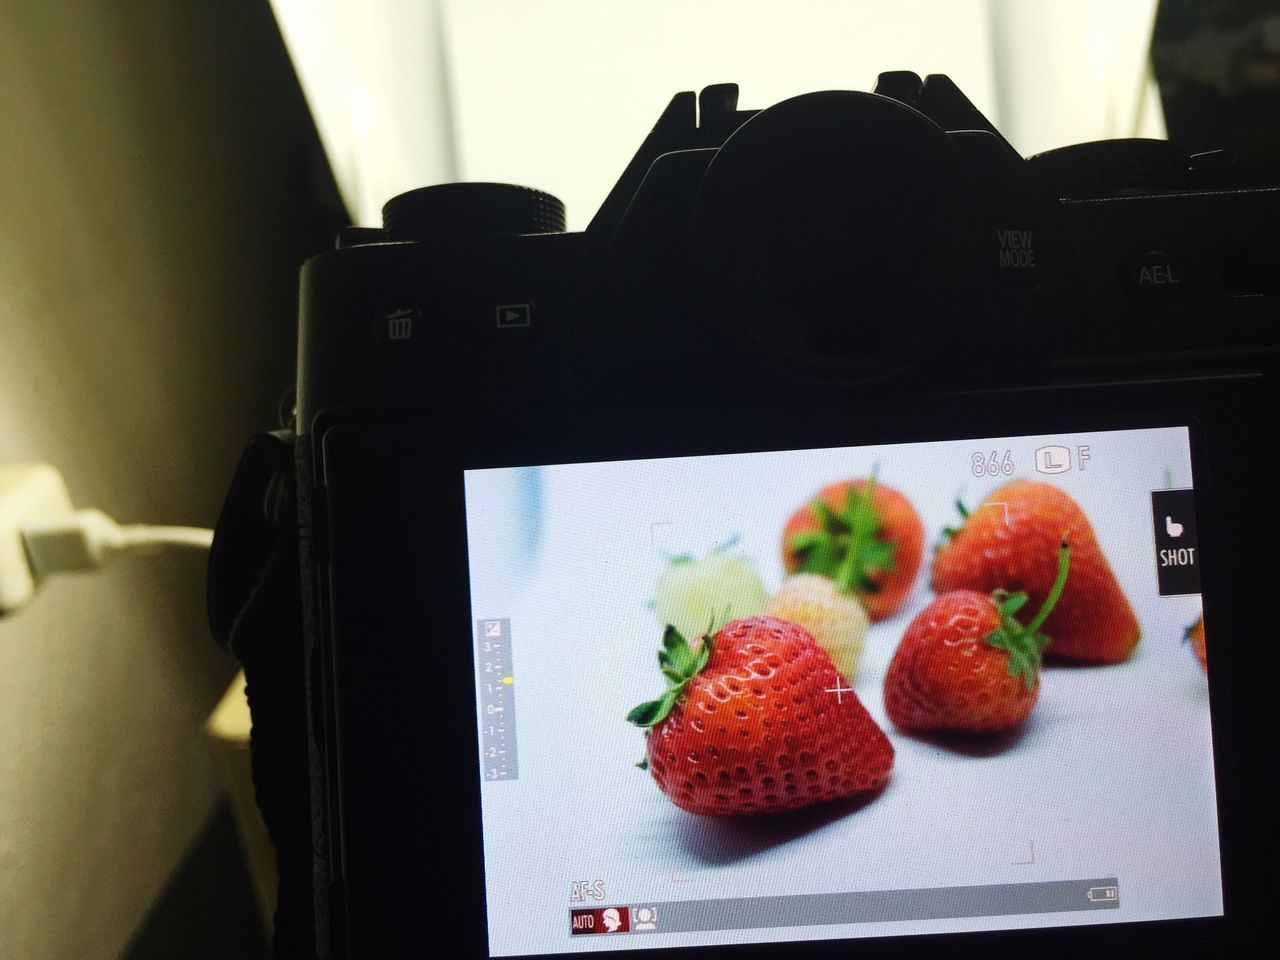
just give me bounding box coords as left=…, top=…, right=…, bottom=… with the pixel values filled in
left=259, top=72, right=1280, bottom=958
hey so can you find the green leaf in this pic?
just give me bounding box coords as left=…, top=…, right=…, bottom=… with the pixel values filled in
left=628, top=626, right=715, bottom=731
left=660, top=625, right=694, bottom=675
left=982, top=623, right=1039, bottom=691
left=939, top=497, right=970, bottom=547
left=635, top=757, right=649, bottom=771
left=792, top=533, right=843, bottom=578
left=706, top=612, right=724, bottom=640
left=1007, top=651, right=1037, bottom=690
left=865, top=540, right=896, bottom=569
left=792, top=474, right=899, bottom=597
left=787, top=531, right=825, bottom=552
left=626, top=699, right=666, bottom=726
left=984, top=626, right=1014, bottom=653
left=668, top=554, right=694, bottom=566
left=982, top=546, right=1071, bottom=691
left=857, top=540, right=897, bottom=592
left=996, top=591, right=1029, bottom=618
left=626, top=685, right=686, bottom=728
left=811, top=497, right=838, bottom=530
left=834, top=473, right=897, bottom=594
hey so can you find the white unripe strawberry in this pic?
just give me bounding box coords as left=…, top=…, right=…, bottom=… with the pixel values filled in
left=766, top=573, right=869, bottom=680
left=654, top=551, right=767, bottom=642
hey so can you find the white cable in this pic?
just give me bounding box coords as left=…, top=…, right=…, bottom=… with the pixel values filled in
left=22, top=508, right=213, bottom=578
left=1, top=463, right=213, bottom=617
left=117, top=524, right=215, bottom=551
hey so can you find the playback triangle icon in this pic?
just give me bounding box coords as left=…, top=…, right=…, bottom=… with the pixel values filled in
left=495, top=303, right=532, bottom=329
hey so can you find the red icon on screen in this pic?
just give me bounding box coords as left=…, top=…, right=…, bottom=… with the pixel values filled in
left=570, top=907, right=631, bottom=934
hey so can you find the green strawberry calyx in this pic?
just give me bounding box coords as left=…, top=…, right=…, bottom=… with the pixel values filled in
left=626, top=624, right=714, bottom=728
left=666, top=533, right=741, bottom=567
left=787, top=470, right=896, bottom=596
left=940, top=497, right=970, bottom=543
left=984, top=542, right=1071, bottom=691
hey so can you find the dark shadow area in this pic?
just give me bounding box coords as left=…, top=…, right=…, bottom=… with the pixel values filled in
left=123, top=801, right=271, bottom=960
left=1043, top=652, right=1136, bottom=669
left=1154, top=0, right=1280, bottom=185
left=892, top=724, right=1028, bottom=758
left=670, top=785, right=890, bottom=866
left=0, top=1, right=345, bottom=954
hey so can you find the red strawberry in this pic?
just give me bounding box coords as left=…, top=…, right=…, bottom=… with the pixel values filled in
left=931, top=480, right=1140, bottom=664
left=885, top=544, right=1070, bottom=733
left=627, top=616, right=893, bottom=816
left=1186, top=616, right=1207, bottom=672
left=781, top=475, right=924, bottom=621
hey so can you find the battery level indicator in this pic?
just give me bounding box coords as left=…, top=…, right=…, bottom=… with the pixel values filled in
left=1087, top=886, right=1119, bottom=903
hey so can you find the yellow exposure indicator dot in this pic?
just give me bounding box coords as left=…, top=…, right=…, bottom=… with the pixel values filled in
left=502, top=676, right=514, bottom=685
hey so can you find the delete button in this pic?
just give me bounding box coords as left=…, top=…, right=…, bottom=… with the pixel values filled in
left=1151, top=489, right=1201, bottom=596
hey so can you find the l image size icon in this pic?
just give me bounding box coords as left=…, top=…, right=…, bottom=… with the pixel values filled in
left=1035, top=446, right=1071, bottom=475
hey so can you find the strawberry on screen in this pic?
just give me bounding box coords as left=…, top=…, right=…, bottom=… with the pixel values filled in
left=932, top=480, right=1141, bottom=664
left=627, top=616, right=893, bottom=817
left=765, top=573, right=869, bottom=681
left=884, top=544, right=1070, bottom=734
left=781, top=475, right=924, bottom=622
left=1186, top=615, right=1207, bottom=672
left=652, top=544, right=767, bottom=642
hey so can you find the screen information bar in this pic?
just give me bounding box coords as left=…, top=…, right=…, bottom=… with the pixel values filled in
left=601, top=878, right=1119, bottom=937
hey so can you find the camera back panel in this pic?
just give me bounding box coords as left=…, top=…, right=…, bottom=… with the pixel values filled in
left=295, top=74, right=1280, bottom=959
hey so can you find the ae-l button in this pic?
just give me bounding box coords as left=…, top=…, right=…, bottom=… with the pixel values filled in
left=1122, top=250, right=1184, bottom=305
left=1151, top=489, right=1200, bottom=596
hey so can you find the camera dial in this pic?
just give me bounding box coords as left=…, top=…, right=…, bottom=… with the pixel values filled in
left=381, top=182, right=565, bottom=241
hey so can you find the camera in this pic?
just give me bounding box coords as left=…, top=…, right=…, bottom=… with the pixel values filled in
left=222, top=72, right=1280, bottom=957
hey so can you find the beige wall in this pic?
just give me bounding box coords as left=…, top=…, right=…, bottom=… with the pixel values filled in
left=0, top=2, right=343, bottom=956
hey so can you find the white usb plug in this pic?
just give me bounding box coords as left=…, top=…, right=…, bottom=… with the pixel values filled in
left=0, top=463, right=212, bottom=617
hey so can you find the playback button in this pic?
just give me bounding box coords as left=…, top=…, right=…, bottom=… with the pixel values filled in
left=488, top=300, right=539, bottom=345
left=1151, top=489, right=1200, bottom=596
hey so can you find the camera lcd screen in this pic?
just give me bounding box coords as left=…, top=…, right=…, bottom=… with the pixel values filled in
left=462, top=425, right=1221, bottom=957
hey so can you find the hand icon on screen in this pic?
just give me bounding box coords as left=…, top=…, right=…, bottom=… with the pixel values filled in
left=1166, top=516, right=1184, bottom=538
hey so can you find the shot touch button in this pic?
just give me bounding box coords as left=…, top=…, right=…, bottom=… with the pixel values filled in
left=1151, top=489, right=1200, bottom=596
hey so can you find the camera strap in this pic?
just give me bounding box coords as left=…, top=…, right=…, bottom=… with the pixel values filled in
left=208, top=429, right=316, bottom=959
